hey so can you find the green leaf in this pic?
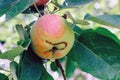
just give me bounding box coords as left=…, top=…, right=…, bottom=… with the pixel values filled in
left=20, top=47, right=43, bottom=80
left=65, top=58, right=76, bottom=78
left=74, top=19, right=90, bottom=25
left=10, top=61, right=18, bottom=80
left=79, top=29, right=120, bottom=72
left=94, top=27, right=120, bottom=44
left=16, top=24, right=31, bottom=49
left=73, top=25, right=84, bottom=35
left=79, top=29, right=120, bottom=56
left=50, top=61, right=58, bottom=71
left=67, top=12, right=90, bottom=25
left=25, top=21, right=35, bottom=33
left=0, top=73, right=8, bottom=80
left=85, top=14, right=120, bottom=28
left=0, top=50, right=2, bottom=55
left=15, top=24, right=29, bottom=41
left=0, top=46, right=24, bottom=59
left=21, top=39, right=31, bottom=49
left=67, top=41, right=117, bottom=79
left=17, top=39, right=31, bottom=49
left=63, top=0, right=94, bottom=7
left=39, top=67, right=54, bottom=80
left=0, top=0, right=17, bottom=16
left=6, top=0, right=37, bottom=20
left=70, top=29, right=120, bottom=79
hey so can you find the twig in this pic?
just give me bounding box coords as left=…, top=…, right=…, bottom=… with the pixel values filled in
left=0, top=67, right=11, bottom=72
left=33, top=4, right=42, bottom=17
left=55, top=59, right=66, bottom=80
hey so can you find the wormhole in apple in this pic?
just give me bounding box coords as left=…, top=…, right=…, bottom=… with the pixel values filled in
left=51, top=47, right=57, bottom=53
left=46, top=40, right=67, bottom=52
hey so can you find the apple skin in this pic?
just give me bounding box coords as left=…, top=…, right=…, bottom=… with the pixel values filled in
left=30, top=14, right=74, bottom=60
left=34, top=0, right=49, bottom=6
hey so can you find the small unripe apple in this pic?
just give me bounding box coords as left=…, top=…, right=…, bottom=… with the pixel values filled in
left=22, top=0, right=49, bottom=13
left=34, top=0, right=49, bottom=6
left=30, top=14, right=74, bottom=60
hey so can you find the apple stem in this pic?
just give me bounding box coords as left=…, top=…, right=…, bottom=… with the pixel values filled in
left=55, top=59, right=66, bottom=80
left=40, top=12, right=45, bottom=16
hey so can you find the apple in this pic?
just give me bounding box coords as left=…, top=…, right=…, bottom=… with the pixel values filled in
left=22, top=0, right=49, bottom=13
left=34, top=0, right=49, bottom=6
left=30, top=14, right=74, bottom=60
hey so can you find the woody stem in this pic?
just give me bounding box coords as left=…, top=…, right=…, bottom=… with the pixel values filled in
left=55, top=59, right=66, bottom=80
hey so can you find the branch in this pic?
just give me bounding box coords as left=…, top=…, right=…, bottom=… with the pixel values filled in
left=0, top=67, right=11, bottom=72
left=55, top=59, right=66, bottom=80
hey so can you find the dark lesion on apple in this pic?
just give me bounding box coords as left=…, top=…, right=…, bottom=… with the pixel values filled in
left=45, top=40, right=67, bottom=53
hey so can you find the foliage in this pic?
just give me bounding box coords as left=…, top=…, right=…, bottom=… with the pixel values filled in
left=0, top=0, right=120, bottom=80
